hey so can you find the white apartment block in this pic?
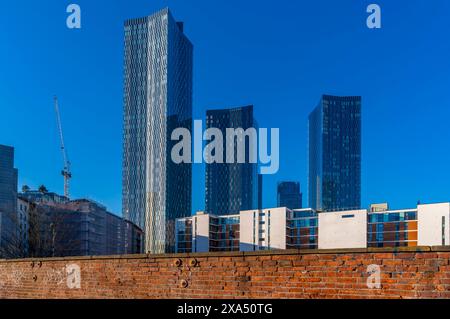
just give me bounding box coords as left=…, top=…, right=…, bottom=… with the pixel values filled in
left=176, top=202, right=450, bottom=253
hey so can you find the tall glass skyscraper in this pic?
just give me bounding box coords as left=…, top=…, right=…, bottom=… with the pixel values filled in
left=122, top=8, right=193, bottom=254
left=277, top=182, right=303, bottom=209
left=0, top=145, right=18, bottom=257
left=308, top=95, right=361, bottom=212
left=205, top=105, right=258, bottom=215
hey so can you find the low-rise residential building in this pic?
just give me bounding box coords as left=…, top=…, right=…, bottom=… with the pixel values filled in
left=19, top=191, right=143, bottom=257
left=17, top=198, right=30, bottom=255
left=368, top=206, right=418, bottom=248
left=177, top=207, right=315, bottom=253
left=417, top=203, right=450, bottom=247
left=286, top=209, right=318, bottom=250
left=318, top=209, right=367, bottom=250
left=175, top=202, right=450, bottom=253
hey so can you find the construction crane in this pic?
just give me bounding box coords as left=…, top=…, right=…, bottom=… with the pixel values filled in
left=53, top=96, right=72, bottom=199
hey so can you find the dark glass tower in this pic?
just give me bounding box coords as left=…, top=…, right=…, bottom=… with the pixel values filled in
left=122, top=8, right=193, bottom=254
left=205, top=105, right=258, bottom=215
left=258, top=174, right=263, bottom=210
left=277, top=182, right=302, bottom=209
left=308, top=95, right=361, bottom=212
left=0, top=145, right=18, bottom=257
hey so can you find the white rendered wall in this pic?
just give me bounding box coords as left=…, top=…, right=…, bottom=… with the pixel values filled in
left=266, top=208, right=287, bottom=250
left=239, top=208, right=287, bottom=251
left=193, top=214, right=210, bottom=252
left=239, top=210, right=257, bottom=252
left=318, top=210, right=367, bottom=249
left=418, top=203, right=450, bottom=246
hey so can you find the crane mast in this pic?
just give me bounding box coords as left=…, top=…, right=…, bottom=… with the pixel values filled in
left=53, top=96, right=72, bottom=198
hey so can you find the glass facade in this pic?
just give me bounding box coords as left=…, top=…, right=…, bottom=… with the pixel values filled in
left=205, top=105, right=258, bottom=215
left=286, top=209, right=318, bottom=249
left=258, top=174, right=263, bottom=210
left=277, top=182, right=302, bottom=209
left=0, top=145, right=18, bottom=258
left=368, top=210, right=418, bottom=247
left=122, top=8, right=193, bottom=254
left=175, top=205, right=439, bottom=253
left=175, top=218, right=193, bottom=253
left=176, top=216, right=240, bottom=253
left=176, top=209, right=319, bottom=253
left=209, top=216, right=240, bottom=252
left=308, top=95, right=361, bottom=212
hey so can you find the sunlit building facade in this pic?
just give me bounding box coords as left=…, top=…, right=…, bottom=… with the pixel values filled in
left=368, top=208, right=418, bottom=248
left=176, top=208, right=316, bottom=253
left=122, top=8, right=193, bottom=253
left=286, top=209, right=318, bottom=249
left=176, top=203, right=450, bottom=253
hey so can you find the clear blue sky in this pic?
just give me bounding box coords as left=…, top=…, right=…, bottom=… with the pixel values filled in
left=1, top=0, right=449, bottom=215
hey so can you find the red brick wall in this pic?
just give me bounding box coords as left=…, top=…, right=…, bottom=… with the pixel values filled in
left=0, top=247, right=449, bottom=299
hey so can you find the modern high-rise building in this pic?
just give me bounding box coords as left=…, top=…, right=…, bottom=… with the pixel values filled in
left=258, top=174, right=264, bottom=210
left=122, top=8, right=193, bottom=254
left=308, top=95, right=361, bottom=212
left=205, top=105, right=258, bottom=215
left=0, top=145, right=18, bottom=258
left=277, top=181, right=302, bottom=209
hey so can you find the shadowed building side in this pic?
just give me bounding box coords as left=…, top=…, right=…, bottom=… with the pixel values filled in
left=0, top=145, right=18, bottom=258
left=204, top=105, right=258, bottom=216
left=277, top=181, right=302, bottom=209
left=308, top=95, right=361, bottom=212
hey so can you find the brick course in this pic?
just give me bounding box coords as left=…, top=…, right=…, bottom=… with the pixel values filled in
left=0, top=247, right=449, bottom=299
